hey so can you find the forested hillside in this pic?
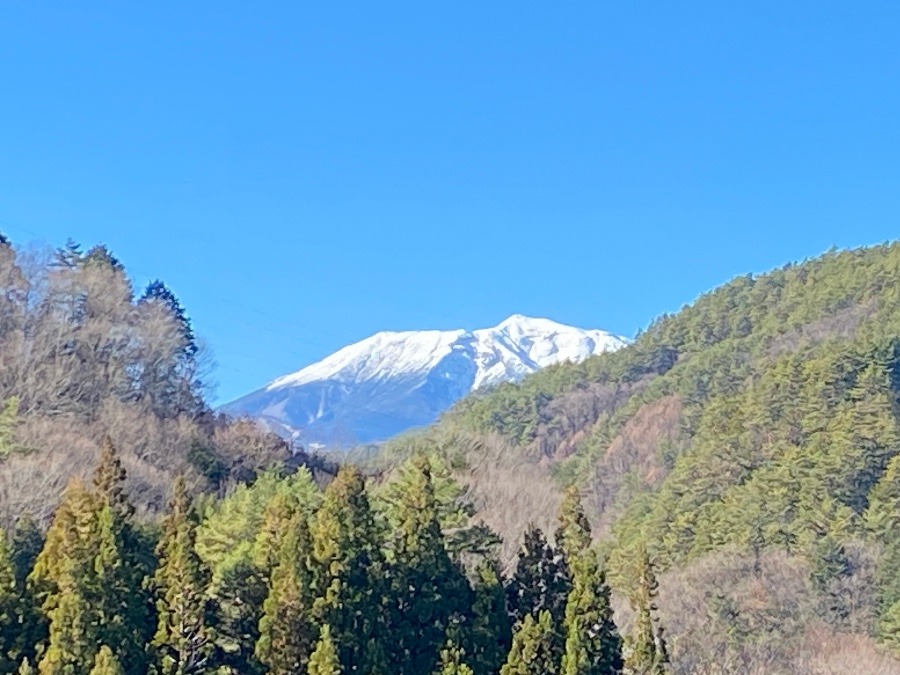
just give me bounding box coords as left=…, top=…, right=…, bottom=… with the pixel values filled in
left=379, top=243, right=900, bottom=672
left=3, top=233, right=900, bottom=673
left=0, top=233, right=296, bottom=526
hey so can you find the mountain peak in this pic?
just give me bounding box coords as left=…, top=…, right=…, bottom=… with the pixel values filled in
left=221, top=316, right=628, bottom=448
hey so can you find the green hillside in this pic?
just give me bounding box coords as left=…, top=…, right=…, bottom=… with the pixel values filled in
left=380, top=243, right=900, bottom=668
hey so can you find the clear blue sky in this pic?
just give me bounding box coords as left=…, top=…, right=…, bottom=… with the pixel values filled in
left=2, top=2, right=899, bottom=403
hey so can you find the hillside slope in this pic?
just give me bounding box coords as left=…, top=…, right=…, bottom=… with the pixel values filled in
left=379, top=243, right=900, bottom=669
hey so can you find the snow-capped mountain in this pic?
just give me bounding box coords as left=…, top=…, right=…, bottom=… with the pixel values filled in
left=220, top=315, right=627, bottom=448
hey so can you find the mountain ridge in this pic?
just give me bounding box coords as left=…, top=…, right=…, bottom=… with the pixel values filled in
left=221, top=315, right=627, bottom=447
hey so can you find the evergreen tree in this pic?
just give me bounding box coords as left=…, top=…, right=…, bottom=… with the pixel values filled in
left=378, top=453, right=500, bottom=558
left=561, top=550, right=623, bottom=675
left=624, top=547, right=668, bottom=675
left=556, top=486, right=592, bottom=563
left=91, top=438, right=153, bottom=673
left=152, top=477, right=214, bottom=675
left=141, top=281, right=198, bottom=357
left=83, top=245, right=125, bottom=273
left=435, top=640, right=474, bottom=675
left=39, top=577, right=97, bottom=675
left=308, top=624, right=341, bottom=675
left=31, top=483, right=105, bottom=675
left=466, top=560, right=511, bottom=675
left=500, top=611, right=558, bottom=675
left=53, top=239, right=83, bottom=268
left=386, top=454, right=472, bottom=675
left=0, top=534, right=19, bottom=673
left=256, top=511, right=317, bottom=675
left=507, top=526, right=569, bottom=629
left=89, top=646, right=125, bottom=675
left=10, top=518, right=46, bottom=667
left=311, top=465, right=386, bottom=673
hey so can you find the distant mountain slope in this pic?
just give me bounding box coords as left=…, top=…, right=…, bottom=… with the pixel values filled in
left=377, top=244, right=900, bottom=662
left=220, top=315, right=627, bottom=447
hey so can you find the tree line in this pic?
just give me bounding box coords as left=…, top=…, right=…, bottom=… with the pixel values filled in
left=0, top=441, right=668, bottom=675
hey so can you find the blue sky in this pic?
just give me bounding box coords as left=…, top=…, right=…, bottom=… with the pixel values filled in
left=2, top=2, right=899, bottom=403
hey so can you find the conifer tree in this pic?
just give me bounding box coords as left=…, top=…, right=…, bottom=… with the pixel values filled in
left=500, top=611, right=558, bottom=675
left=507, top=526, right=568, bottom=630
left=311, top=465, right=386, bottom=673
left=91, top=438, right=153, bottom=673
left=386, top=454, right=471, bottom=675
left=31, top=483, right=104, bottom=675
left=555, top=485, right=622, bottom=675
left=624, top=547, right=668, bottom=675
left=89, top=646, right=125, bottom=675
left=561, top=550, right=623, bottom=675
left=308, top=624, right=341, bottom=675
left=18, top=657, right=36, bottom=674
left=0, top=534, right=19, bottom=673
left=556, top=486, right=592, bottom=563
left=10, top=518, right=45, bottom=668
left=152, top=477, right=214, bottom=675
left=256, top=511, right=317, bottom=675
left=436, top=640, right=475, bottom=675
left=39, top=577, right=97, bottom=675
left=466, top=560, right=511, bottom=675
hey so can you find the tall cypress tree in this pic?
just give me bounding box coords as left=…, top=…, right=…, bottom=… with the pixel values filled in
left=556, top=487, right=592, bottom=564
left=624, top=547, right=668, bottom=675
left=311, top=465, right=386, bottom=673
left=256, top=511, right=317, bottom=675
left=555, top=486, right=622, bottom=675
left=151, top=477, right=214, bottom=675
left=89, top=646, right=125, bottom=675
left=507, top=526, right=568, bottom=631
left=9, top=519, right=45, bottom=669
left=386, top=454, right=471, bottom=675
left=0, top=534, right=19, bottom=673
left=308, top=624, right=341, bottom=675
left=466, top=560, right=511, bottom=675
left=92, top=438, right=153, bottom=673
left=500, top=611, right=558, bottom=675
left=31, top=483, right=104, bottom=675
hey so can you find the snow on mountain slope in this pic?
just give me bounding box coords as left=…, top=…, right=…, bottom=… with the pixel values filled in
left=220, top=315, right=627, bottom=449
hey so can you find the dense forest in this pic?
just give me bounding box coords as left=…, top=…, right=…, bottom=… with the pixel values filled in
left=1, top=444, right=664, bottom=674
left=2, top=233, right=900, bottom=673
left=379, top=243, right=900, bottom=673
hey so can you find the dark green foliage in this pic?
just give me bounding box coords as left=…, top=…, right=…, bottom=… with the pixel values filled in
left=507, top=526, right=569, bottom=630
left=556, top=486, right=592, bottom=563
left=256, top=511, right=317, bottom=675
left=385, top=455, right=472, bottom=675
left=311, top=466, right=386, bottom=673
left=0, top=535, right=19, bottom=673
left=561, top=549, right=623, bottom=675
left=152, top=477, right=214, bottom=675
left=500, top=611, right=559, bottom=675
left=624, top=547, right=668, bottom=675
left=466, top=561, right=512, bottom=675
left=376, top=453, right=501, bottom=558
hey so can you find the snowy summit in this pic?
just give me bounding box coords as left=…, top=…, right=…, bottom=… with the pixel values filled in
left=220, top=315, right=627, bottom=448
